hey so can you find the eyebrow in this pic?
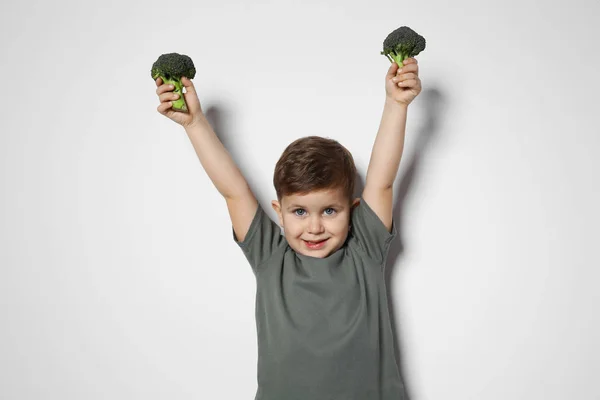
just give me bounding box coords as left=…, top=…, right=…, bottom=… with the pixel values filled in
left=286, top=203, right=344, bottom=211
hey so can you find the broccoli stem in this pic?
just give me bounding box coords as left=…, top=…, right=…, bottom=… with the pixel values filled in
left=392, top=52, right=407, bottom=67
left=162, top=78, right=188, bottom=112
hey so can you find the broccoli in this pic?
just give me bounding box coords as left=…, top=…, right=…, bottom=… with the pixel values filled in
left=151, top=53, right=196, bottom=112
left=381, top=26, right=426, bottom=66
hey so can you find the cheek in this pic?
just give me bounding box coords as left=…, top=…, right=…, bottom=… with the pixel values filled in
left=327, top=223, right=349, bottom=238
left=282, top=219, right=302, bottom=235
left=335, top=219, right=350, bottom=231
left=337, top=227, right=350, bottom=237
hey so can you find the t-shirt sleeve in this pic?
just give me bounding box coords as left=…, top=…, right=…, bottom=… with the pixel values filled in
left=233, top=203, right=286, bottom=271
left=349, top=196, right=397, bottom=264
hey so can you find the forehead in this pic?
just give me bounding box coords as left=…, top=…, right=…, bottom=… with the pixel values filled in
left=283, top=189, right=346, bottom=208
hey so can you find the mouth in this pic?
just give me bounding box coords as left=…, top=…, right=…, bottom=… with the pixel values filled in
left=303, top=238, right=329, bottom=250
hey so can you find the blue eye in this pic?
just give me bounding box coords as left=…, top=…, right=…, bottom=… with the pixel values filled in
left=293, top=208, right=336, bottom=216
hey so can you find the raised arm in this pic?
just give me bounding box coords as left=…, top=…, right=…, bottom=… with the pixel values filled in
left=155, top=76, right=257, bottom=242
left=185, top=121, right=258, bottom=242
left=362, top=58, right=421, bottom=232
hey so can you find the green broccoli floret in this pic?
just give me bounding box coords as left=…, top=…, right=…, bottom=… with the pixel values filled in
left=151, top=53, right=196, bottom=112
left=381, top=26, right=426, bottom=66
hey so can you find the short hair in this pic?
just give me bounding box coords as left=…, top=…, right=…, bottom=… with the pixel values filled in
left=273, top=136, right=357, bottom=204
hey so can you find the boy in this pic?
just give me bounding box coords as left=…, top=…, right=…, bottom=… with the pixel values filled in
left=154, top=58, right=421, bottom=399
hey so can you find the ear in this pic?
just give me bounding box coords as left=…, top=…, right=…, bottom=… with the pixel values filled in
left=351, top=197, right=361, bottom=209
left=271, top=200, right=284, bottom=226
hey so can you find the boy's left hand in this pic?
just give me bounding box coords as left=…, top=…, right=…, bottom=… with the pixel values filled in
left=385, top=58, right=421, bottom=106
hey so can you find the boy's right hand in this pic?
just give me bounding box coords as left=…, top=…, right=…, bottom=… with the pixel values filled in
left=155, top=76, right=206, bottom=129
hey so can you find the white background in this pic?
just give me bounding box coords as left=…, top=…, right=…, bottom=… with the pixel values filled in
left=1, top=0, right=599, bottom=399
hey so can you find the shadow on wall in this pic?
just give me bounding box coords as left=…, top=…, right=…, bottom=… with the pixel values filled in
left=203, top=104, right=267, bottom=199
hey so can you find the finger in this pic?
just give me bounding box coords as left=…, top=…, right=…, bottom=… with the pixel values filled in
left=156, top=83, right=175, bottom=96
left=392, top=73, right=416, bottom=83
left=397, top=64, right=418, bottom=75
left=155, top=77, right=163, bottom=87
left=386, top=62, right=399, bottom=78
left=400, top=79, right=420, bottom=89
left=398, top=79, right=417, bottom=87
left=157, top=101, right=174, bottom=115
left=181, top=77, right=197, bottom=95
left=159, top=91, right=180, bottom=103
left=181, top=77, right=202, bottom=114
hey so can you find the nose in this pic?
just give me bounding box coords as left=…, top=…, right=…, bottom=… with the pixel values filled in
left=307, top=216, right=324, bottom=234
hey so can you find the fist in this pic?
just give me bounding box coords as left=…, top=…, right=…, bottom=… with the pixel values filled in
left=385, top=58, right=422, bottom=106
left=155, top=76, right=205, bottom=129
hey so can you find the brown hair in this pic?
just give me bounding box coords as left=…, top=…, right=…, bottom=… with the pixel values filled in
left=273, top=136, right=357, bottom=204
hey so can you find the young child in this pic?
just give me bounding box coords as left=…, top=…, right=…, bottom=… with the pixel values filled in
left=154, top=58, right=421, bottom=399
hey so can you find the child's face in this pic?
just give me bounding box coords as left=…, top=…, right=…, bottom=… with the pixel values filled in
left=272, top=188, right=360, bottom=259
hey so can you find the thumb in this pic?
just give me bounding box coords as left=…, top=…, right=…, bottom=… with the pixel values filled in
left=181, top=76, right=203, bottom=115
left=386, top=61, right=399, bottom=78
left=181, top=76, right=196, bottom=95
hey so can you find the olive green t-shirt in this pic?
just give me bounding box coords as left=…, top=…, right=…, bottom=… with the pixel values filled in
left=233, top=197, right=407, bottom=400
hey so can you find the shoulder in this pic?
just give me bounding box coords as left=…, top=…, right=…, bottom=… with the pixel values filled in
left=347, top=194, right=397, bottom=264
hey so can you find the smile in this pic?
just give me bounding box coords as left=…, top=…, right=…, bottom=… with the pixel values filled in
left=303, top=239, right=329, bottom=249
